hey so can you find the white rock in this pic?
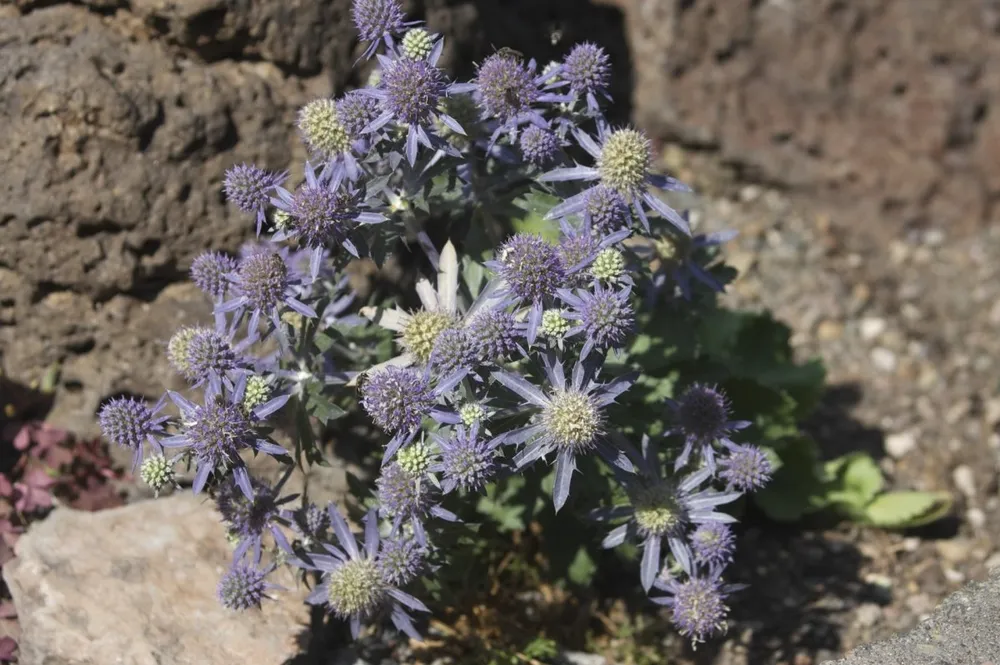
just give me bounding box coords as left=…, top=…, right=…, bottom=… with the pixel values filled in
left=953, top=465, right=976, bottom=499
left=855, top=603, right=882, bottom=628
left=871, top=347, right=897, bottom=372
left=885, top=431, right=917, bottom=458
left=859, top=317, right=887, bottom=341
left=5, top=495, right=310, bottom=665
left=967, top=508, right=987, bottom=530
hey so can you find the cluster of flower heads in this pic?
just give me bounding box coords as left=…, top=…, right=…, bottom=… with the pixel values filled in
left=97, top=0, right=769, bottom=647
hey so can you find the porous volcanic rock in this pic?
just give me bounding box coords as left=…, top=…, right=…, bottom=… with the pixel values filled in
left=613, top=0, right=1000, bottom=236
left=0, top=5, right=309, bottom=395
left=3, top=494, right=311, bottom=665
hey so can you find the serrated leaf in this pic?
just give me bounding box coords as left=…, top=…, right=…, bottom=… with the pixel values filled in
left=827, top=453, right=884, bottom=506
left=567, top=546, right=598, bottom=586
left=862, top=491, right=953, bottom=528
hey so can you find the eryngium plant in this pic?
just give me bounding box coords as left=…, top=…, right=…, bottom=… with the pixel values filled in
left=100, top=0, right=772, bottom=647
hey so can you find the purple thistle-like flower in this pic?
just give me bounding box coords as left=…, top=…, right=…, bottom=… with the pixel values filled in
left=162, top=379, right=290, bottom=499
left=338, top=90, right=381, bottom=137
left=519, top=124, right=560, bottom=166
left=475, top=52, right=539, bottom=123
left=493, top=354, right=636, bottom=511
left=352, top=0, right=412, bottom=60
left=595, top=436, right=741, bottom=592
left=216, top=250, right=317, bottom=339
left=540, top=126, right=692, bottom=235
left=286, top=502, right=329, bottom=545
left=215, top=474, right=294, bottom=563
left=584, top=184, right=631, bottom=233
left=223, top=164, right=285, bottom=236
left=490, top=233, right=565, bottom=305
left=272, top=164, right=385, bottom=266
left=377, top=537, right=425, bottom=587
left=98, top=395, right=169, bottom=470
left=428, top=327, right=478, bottom=376
left=559, top=284, right=635, bottom=359
left=183, top=327, right=242, bottom=390
left=217, top=562, right=277, bottom=611
left=190, top=252, right=236, bottom=301
left=361, top=366, right=435, bottom=435
left=562, top=42, right=611, bottom=112
left=691, top=522, right=736, bottom=568
left=381, top=57, right=445, bottom=127
left=376, top=462, right=433, bottom=522
left=467, top=310, right=520, bottom=364
left=297, top=507, right=429, bottom=639
left=557, top=231, right=599, bottom=276
left=362, top=54, right=466, bottom=166
left=652, top=570, right=735, bottom=644
left=666, top=384, right=750, bottom=474
left=432, top=422, right=501, bottom=494
left=640, top=222, right=738, bottom=300
left=718, top=444, right=772, bottom=492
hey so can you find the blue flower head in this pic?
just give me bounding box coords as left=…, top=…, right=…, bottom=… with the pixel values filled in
left=217, top=562, right=279, bottom=611
left=562, top=42, right=611, bottom=112
left=223, top=164, right=285, bottom=235
left=467, top=309, right=521, bottom=364
left=98, top=395, right=169, bottom=470
left=162, top=377, right=290, bottom=498
left=377, top=536, right=426, bottom=586
left=493, top=354, right=636, bottom=511
left=362, top=54, right=468, bottom=165
left=718, top=444, right=772, bottom=492
left=651, top=566, right=746, bottom=646
left=666, top=384, right=750, bottom=473
left=690, top=522, right=735, bottom=568
left=190, top=252, right=236, bottom=302
left=352, top=0, right=415, bottom=59
left=300, top=507, right=430, bottom=639
left=519, top=124, right=561, bottom=166
left=361, top=366, right=435, bottom=436
left=558, top=284, right=635, bottom=359
left=215, top=474, right=295, bottom=563
left=540, top=126, right=692, bottom=235
left=595, top=436, right=741, bottom=592
left=216, top=249, right=317, bottom=339
left=431, top=422, right=502, bottom=494
left=472, top=52, right=568, bottom=145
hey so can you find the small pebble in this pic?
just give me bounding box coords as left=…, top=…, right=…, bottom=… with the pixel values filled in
left=885, top=431, right=917, bottom=458
left=943, top=567, right=966, bottom=584
left=816, top=319, right=844, bottom=341
left=953, top=465, right=976, bottom=499
left=902, top=537, right=921, bottom=552
left=871, top=347, right=897, bottom=372
left=967, top=507, right=987, bottom=529
left=859, top=317, right=887, bottom=341
left=936, top=538, right=973, bottom=563
left=985, top=552, right=1000, bottom=570
left=855, top=603, right=881, bottom=628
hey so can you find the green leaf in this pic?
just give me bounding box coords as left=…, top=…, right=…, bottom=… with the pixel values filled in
left=510, top=191, right=561, bottom=242
left=862, top=491, right=953, bottom=528
left=567, top=546, right=598, bottom=586
left=829, top=453, right=885, bottom=505
left=753, top=436, right=826, bottom=521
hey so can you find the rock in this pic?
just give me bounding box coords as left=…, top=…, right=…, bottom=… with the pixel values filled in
left=858, top=317, right=887, bottom=342
left=935, top=538, right=973, bottom=564
left=614, top=0, right=1000, bottom=239
left=4, top=495, right=311, bottom=665
left=870, top=347, right=897, bottom=373
left=0, top=5, right=307, bottom=405
left=816, top=319, right=844, bottom=341
left=885, top=431, right=917, bottom=458
left=827, top=568, right=1000, bottom=665
left=559, top=653, right=608, bottom=665
left=952, top=464, right=976, bottom=499
left=855, top=603, right=881, bottom=628
left=967, top=507, right=986, bottom=530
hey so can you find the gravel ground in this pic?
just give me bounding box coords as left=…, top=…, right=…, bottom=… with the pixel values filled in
left=644, top=177, right=1000, bottom=665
